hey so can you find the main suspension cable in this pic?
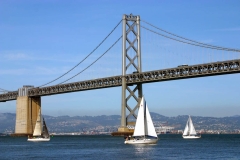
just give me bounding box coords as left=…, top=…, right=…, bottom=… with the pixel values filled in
left=0, top=88, right=10, bottom=92
left=141, top=25, right=240, bottom=52
left=141, top=20, right=240, bottom=52
left=38, top=20, right=122, bottom=88
left=58, top=35, right=122, bottom=84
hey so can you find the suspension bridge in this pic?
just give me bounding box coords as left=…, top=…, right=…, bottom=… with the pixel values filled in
left=0, top=14, right=240, bottom=136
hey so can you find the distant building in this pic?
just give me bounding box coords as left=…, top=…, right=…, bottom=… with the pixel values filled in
left=155, top=126, right=174, bottom=134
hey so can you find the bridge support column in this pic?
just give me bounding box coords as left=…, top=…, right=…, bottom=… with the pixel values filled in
left=115, top=14, right=143, bottom=135
left=12, top=86, right=41, bottom=136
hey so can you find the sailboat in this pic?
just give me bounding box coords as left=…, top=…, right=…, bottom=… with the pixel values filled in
left=124, top=97, right=158, bottom=144
left=28, top=109, right=50, bottom=142
left=182, top=115, right=201, bottom=139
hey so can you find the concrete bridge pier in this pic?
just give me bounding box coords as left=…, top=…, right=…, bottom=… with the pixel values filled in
left=11, top=86, right=41, bottom=136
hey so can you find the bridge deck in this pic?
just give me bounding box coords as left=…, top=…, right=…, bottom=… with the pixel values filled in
left=0, top=59, right=239, bottom=102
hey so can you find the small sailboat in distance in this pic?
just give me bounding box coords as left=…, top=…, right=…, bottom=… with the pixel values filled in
left=124, top=96, right=158, bottom=144
left=182, top=115, right=201, bottom=139
left=28, top=109, right=50, bottom=142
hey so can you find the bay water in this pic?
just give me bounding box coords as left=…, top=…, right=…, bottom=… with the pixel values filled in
left=0, top=134, right=240, bottom=159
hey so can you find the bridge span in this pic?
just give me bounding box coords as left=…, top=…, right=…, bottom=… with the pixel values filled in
left=1, top=14, right=239, bottom=136
left=1, top=59, right=239, bottom=102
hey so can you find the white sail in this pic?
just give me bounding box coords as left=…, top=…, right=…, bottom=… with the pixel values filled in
left=145, top=103, right=157, bottom=138
left=182, top=115, right=201, bottom=139
left=183, top=118, right=189, bottom=136
left=133, top=97, right=158, bottom=138
left=125, top=96, right=158, bottom=144
left=183, top=116, right=198, bottom=136
left=133, top=98, right=145, bottom=137
left=189, top=116, right=197, bottom=135
left=42, top=118, right=49, bottom=138
left=33, top=109, right=42, bottom=136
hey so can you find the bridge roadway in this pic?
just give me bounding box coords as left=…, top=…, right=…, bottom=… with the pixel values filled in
left=0, top=59, right=240, bottom=102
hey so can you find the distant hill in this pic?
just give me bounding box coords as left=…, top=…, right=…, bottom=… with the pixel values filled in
left=0, top=113, right=15, bottom=133
left=0, top=112, right=240, bottom=133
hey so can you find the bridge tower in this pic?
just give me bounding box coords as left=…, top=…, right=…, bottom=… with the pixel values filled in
left=118, top=14, right=143, bottom=133
left=13, top=86, right=41, bottom=136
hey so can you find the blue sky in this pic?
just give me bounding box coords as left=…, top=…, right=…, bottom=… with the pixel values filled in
left=0, top=0, right=240, bottom=117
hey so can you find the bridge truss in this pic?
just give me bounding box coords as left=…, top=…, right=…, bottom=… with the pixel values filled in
left=1, top=59, right=239, bottom=102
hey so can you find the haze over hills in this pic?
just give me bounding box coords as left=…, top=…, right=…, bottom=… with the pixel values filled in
left=0, top=112, right=240, bottom=134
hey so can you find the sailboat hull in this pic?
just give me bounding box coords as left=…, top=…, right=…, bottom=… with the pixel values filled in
left=125, top=138, right=158, bottom=144
left=182, top=135, right=201, bottom=139
left=27, top=137, right=50, bottom=142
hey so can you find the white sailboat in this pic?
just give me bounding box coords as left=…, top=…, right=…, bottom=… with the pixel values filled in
left=182, top=115, right=201, bottom=139
left=125, top=97, right=158, bottom=144
left=28, top=109, right=50, bottom=142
